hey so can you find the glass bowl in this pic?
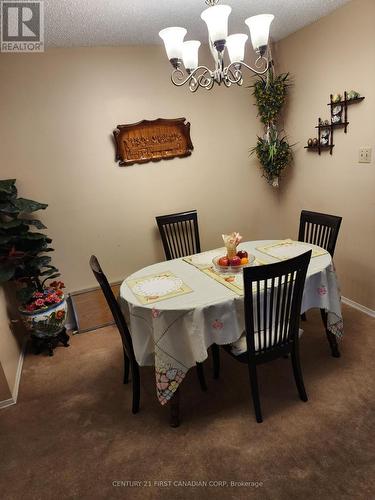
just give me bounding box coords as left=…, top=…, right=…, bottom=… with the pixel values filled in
left=212, top=254, right=255, bottom=274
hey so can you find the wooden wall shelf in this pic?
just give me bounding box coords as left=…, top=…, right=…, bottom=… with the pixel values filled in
left=306, top=91, right=364, bottom=155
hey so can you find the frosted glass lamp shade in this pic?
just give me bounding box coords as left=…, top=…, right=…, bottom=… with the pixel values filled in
left=182, top=41, right=201, bottom=71
left=200, top=5, right=232, bottom=44
left=245, top=14, right=274, bottom=54
left=226, top=34, right=248, bottom=63
left=159, top=27, right=187, bottom=60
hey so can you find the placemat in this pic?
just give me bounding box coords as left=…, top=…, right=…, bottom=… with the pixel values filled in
left=201, top=259, right=268, bottom=295
left=126, top=271, right=192, bottom=305
left=183, top=248, right=226, bottom=269
left=256, top=239, right=327, bottom=260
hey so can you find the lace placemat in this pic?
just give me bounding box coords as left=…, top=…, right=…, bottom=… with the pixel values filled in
left=126, top=271, right=192, bottom=305
left=256, top=239, right=327, bottom=260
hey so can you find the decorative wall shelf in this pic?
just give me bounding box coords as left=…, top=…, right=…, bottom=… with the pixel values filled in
left=305, top=91, right=365, bottom=155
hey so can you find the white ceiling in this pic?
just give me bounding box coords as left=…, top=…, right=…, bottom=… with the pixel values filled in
left=45, top=0, right=351, bottom=47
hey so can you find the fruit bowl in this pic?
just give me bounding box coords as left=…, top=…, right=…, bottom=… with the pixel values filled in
left=212, top=254, right=255, bottom=274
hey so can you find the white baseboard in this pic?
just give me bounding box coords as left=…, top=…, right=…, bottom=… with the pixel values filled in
left=342, top=296, right=375, bottom=318
left=0, top=397, right=16, bottom=409
left=0, top=338, right=27, bottom=409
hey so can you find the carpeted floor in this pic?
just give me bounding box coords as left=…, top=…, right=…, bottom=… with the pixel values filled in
left=0, top=305, right=374, bottom=500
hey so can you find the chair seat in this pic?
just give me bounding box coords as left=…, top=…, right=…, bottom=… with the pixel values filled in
left=229, top=329, right=304, bottom=356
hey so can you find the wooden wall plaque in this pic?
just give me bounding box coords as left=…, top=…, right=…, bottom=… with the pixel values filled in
left=113, top=118, right=193, bottom=166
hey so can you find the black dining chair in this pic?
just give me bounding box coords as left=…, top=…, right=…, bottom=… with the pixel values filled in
left=220, top=251, right=312, bottom=423
left=298, top=210, right=342, bottom=257
left=90, top=255, right=141, bottom=414
left=90, top=255, right=208, bottom=423
left=155, top=210, right=219, bottom=388
left=156, top=210, right=201, bottom=261
left=298, top=210, right=342, bottom=357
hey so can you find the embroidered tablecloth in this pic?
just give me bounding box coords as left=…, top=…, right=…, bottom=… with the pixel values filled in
left=119, top=240, right=343, bottom=405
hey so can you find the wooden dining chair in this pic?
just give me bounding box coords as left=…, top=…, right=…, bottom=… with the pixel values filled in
left=90, top=255, right=141, bottom=414
left=298, top=210, right=342, bottom=357
left=155, top=210, right=201, bottom=261
left=155, top=210, right=219, bottom=390
left=220, top=251, right=312, bottom=423
left=298, top=210, right=342, bottom=257
left=90, top=255, right=209, bottom=422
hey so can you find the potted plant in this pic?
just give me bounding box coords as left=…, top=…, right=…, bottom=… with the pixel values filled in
left=0, top=179, right=67, bottom=333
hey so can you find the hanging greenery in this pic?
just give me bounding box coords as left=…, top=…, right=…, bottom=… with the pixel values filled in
left=250, top=64, right=293, bottom=186
left=252, top=72, right=290, bottom=125
left=251, top=129, right=293, bottom=187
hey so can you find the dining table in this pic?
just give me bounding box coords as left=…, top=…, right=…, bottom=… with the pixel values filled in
left=119, top=239, right=344, bottom=412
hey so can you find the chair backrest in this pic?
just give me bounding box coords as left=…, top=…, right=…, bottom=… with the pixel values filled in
left=298, top=210, right=342, bottom=257
left=155, top=210, right=201, bottom=260
left=243, top=251, right=311, bottom=357
left=89, top=255, right=136, bottom=362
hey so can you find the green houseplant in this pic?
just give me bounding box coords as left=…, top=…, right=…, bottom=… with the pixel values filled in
left=0, top=179, right=66, bottom=332
left=250, top=65, right=293, bottom=186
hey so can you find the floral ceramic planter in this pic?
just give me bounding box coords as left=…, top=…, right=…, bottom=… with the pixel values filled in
left=19, top=297, right=67, bottom=333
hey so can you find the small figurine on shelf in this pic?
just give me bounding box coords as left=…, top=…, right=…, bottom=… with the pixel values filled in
left=307, top=138, right=313, bottom=147
left=312, top=138, right=319, bottom=147
left=332, top=93, right=342, bottom=103
left=347, top=90, right=360, bottom=100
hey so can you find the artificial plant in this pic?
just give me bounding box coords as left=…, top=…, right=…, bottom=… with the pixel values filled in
left=0, top=179, right=60, bottom=304
left=250, top=64, right=293, bottom=186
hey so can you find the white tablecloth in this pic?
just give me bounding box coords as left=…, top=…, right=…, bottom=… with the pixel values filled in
left=119, top=240, right=343, bottom=405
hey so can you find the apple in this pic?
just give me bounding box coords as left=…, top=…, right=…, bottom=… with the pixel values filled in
left=237, top=250, right=248, bottom=259
left=229, top=256, right=241, bottom=267
left=218, top=256, right=229, bottom=267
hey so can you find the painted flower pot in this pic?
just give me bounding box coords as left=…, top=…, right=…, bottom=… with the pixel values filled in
left=19, top=297, right=67, bottom=333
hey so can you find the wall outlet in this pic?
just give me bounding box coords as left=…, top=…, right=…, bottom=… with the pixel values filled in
left=359, top=148, right=372, bottom=163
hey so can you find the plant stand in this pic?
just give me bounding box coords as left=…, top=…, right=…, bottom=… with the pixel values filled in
left=31, top=327, right=70, bottom=356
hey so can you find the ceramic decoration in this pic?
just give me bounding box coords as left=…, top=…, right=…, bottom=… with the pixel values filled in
left=332, top=93, right=342, bottom=103
left=347, top=90, right=360, bottom=100
left=19, top=297, right=67, bottom=333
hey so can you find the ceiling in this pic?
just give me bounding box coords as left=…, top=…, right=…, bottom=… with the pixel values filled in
left=45, top=0, right=351, bottom=47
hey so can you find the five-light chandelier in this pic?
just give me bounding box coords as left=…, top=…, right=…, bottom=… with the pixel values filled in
left=159, top=0, right=274, bottom=92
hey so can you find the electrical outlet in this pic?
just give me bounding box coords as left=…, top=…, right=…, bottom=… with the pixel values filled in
left=359, top=148, right=372, bottom=163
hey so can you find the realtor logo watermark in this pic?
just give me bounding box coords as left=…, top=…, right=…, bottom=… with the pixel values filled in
left=1, top=1, right=44, bottom=52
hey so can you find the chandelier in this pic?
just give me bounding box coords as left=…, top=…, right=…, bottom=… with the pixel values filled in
left=159, top=0, right=274, bottom=92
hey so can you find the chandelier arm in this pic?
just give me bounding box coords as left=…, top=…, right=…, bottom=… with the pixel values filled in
left=171, top=65, right=214, bottom=88
left=224, top=66, right=243, bottom=86
left=226, top=57, right=270, bottom=79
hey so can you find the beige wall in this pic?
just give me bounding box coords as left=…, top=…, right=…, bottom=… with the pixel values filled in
left=0, top=286, right=23, bottom=400
left=0, top=45, right=282, bottom=294
left=276, top=0, right=375, bottom=309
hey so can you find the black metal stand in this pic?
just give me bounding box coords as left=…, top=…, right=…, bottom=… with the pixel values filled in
left=31, top=327, right=70, bottom=356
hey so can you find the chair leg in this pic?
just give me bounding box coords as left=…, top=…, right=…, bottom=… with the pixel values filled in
left=320, top=308, right=340, bottom=358
left=248, top=364, right=263, bottom=423
left=196, top=362, right=207, bottom=392
left=170, top=387, right=180, bottom=428
left=291, top=347, right=308, bottom=402
left=301, top=313, right=307, bottom=321
left=211, top=343, right=220, bottom=379
left=123, top=349, right=130, bottom=384
left=131, top=362, right=140, bottom=414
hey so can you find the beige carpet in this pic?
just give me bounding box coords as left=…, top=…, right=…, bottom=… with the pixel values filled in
left=0, top=305, right=374, bottom=500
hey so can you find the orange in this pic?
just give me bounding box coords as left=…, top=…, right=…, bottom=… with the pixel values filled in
left=240, top=257, right=249, bottom=265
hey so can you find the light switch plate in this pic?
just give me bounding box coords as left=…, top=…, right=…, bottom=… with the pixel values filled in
left=359, top=148, right=372, bottom=163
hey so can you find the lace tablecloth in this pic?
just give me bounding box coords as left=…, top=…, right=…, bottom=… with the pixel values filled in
left=119, top=240, right=343, bottom=405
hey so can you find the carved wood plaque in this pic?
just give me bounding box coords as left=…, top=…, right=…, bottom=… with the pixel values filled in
left=113, top=118, right=193, bottom=166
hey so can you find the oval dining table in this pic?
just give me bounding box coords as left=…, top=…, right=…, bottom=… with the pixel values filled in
left=119, top=240, right=343, bottom=424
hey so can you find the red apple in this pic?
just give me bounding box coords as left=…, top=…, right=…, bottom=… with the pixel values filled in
left=237, top=250, right=248, bottom=259
left=229, top=256, right=241, bottom=267
left=218, top=256, right=229, bottom=267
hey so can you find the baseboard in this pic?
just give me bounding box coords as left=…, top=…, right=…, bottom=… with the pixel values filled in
left=342, top=296, right=375, bottom=318
left=0, top=338, right=27, bottom=409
